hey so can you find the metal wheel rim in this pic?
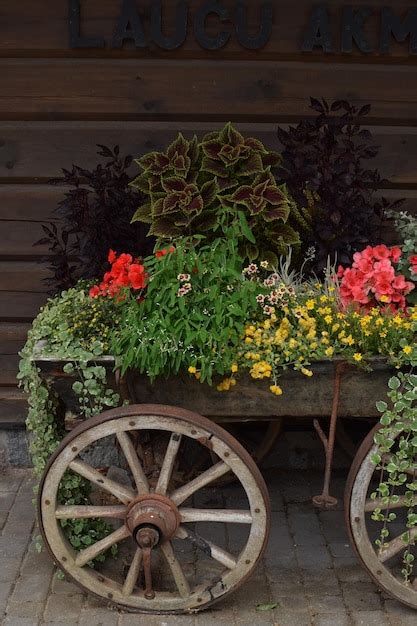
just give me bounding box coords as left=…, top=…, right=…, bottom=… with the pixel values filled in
left=38, top=404, right=270, bottom=613
left=346, top=425, right=417, bottom=609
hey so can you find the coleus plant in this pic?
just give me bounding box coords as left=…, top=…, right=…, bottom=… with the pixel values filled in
left=131, top=123, right=300, bottom=263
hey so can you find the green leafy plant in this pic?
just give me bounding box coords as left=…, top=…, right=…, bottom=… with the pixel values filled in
left=130, top=123, right=300, bottom=264
left=372, top=372, right=417, bottom=583
left=18, top=287, right=120, bottom=563
left=110, top=222, right=261, bottom=384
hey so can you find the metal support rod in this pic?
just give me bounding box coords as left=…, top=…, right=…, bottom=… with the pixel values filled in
left=312, top=361, right=345, bottom=510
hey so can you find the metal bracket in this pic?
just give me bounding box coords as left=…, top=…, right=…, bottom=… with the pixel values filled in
left=312, top=361, right=346, bottom=510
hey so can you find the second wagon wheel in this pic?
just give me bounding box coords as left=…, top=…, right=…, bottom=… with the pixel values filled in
left=38, top=404, right=270, bottom=613
left=345, top=424, right=417, bottom=609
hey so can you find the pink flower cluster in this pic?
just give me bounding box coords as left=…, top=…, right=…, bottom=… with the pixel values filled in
left=410, top=254, right=417, bottom=275
left=338, top=245, right=414, bottom=311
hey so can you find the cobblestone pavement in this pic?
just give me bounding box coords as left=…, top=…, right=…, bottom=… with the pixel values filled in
left=1, top=467, right=416, bottom=626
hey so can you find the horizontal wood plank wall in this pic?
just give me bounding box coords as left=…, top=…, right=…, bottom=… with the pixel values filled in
left=0, top=1, right=416, bottom=411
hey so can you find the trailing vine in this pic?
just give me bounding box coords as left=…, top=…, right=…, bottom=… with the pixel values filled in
left=371, top=371, right=417, bottom=582
left=18, top=287, right=120, bottom=562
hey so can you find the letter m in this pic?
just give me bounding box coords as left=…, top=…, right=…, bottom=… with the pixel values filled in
left=380, top=8, right=417, bottom=54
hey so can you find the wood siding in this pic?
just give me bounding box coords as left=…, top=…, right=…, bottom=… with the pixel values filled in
left=1, top=1, right=416, bottom=416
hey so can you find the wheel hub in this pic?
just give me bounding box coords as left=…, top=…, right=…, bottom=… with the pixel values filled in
left=125, top=493, right=181, bottom=546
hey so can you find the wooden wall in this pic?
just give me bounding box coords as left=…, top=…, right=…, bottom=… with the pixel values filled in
left=1, top=1, right=417, bottom=421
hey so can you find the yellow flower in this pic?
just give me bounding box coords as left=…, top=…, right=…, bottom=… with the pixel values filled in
left=375, top=318, right=384, bottom=327
left=379, top=295, right=390, bottom=303
left=321, top=337, right=330, bottom=345
left=379, top=330, right=388, bottom=338
left=310, top=342, right=318, bottom=350
left=403, top=345, right=413, bottom=355
left=231, top=363, right=238, bottom=373
left=245, top=337, right=253, bottom=344
left=301, top=367, right=313, bottom=377
left=188, top=366, right=197, bottom=374
left=325, top=347, right=334, bottom=357
left=342, top=335, right=355, bottom=346
left=270, top=385, right=283, bottom=396
left=332, top=323, right=340, bottom=333
left=306, top=299, right=315, bottom=310
left=353, top=353, right=363, bottom=362
left=324, top=315, right=333, bottom=324
left=320, top=295, right=329, bottom=303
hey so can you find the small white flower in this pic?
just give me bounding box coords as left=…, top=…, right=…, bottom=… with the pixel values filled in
left=260, top=260, right=269, bottom=269
left=256, top=294, right=265, bottom=303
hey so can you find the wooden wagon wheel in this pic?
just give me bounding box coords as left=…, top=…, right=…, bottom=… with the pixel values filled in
left=38, top=404, right=270, bottom=614
left=345, top=424, right=417, bottom=609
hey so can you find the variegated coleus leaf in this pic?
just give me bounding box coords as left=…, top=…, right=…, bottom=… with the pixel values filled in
left=230, top=170, right=290, bottom=221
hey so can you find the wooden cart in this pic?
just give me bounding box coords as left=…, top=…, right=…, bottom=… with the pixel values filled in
left=34, top=357, right=417, bottom=613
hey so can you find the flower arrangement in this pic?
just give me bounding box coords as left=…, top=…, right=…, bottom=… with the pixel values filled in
left=19, top=118, right=417, bottom=578
left=338, top=244, right=415, bottom=311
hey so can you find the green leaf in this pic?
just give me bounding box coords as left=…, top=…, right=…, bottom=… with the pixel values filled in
left=376, top=401, right=388, bottom=413
left=238, top=210, right=256, bottom=243
left=256, top=602, right=279, bottom=611
left=389, top=377, right=401, bottom=390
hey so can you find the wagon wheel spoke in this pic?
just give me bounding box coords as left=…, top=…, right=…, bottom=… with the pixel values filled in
left=75, top=525, right=130, bottom=567
left=365, top=496, right=417, bottom=513
left=55, top=505, right=126, bottom=520
left=160, top=541, right=190, bottom=598
left=156, top=433, right=182, bottom=495
left=176, top=526, right=237, bottom=570
left=116, top=431, right=149, bottom=494
left=378, top=527, right=417, bottom=563
left=69, top=459, right=135, bottom=504
left=122, top=548, right=143, bottom=597
left=170, top=461, right=230, bottom=506
left=179, top=508, right=252, bottom=524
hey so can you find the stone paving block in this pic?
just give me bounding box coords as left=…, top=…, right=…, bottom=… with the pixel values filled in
left=383, top=598, right=417, bottom=618
left=19, top=549, right=55, bottom=579
left=0, top=473, right=23, bottom=492
left=51, top=574, right=85, bottom=595
left=351, top=610, right=390, bottom=625
left=193, top=607, right=236, bottom=626
left=271, top=608, right=313, bottom=625
left=43, top=591, right=85, bottom=622
left=78, top=606, right=120, bottom=626
left=307, top=594, right=346, bottom=614
left=10, top=573, right=52, bottom=603
left=3, top=617, right=41, bottom=626
left=301, top=569, right=341, bottom=597
left=328, top=542, right=355, bottom=558
left=0, top=556, right=22, bottom=582
left=333, top=563, right=370, bottom=584
left=0, top=535, right=28, bottom=559
left=0, top=491, right=16, bottom=512
left=312, top=613, right=351, bottom=626
left=267, top=575, right=303, bottom=596
left=119, top=613, right=196, bottom=625
left=341, top=582, right=383, bottom=612
left=4, top=599, right=44, bottom=619
left=295, top=544, right=333, bottom=570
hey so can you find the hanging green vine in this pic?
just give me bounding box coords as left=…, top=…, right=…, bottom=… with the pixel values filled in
left=18, top=286, right=120, bottom=562
left=371, top=371, right=417, bottom=583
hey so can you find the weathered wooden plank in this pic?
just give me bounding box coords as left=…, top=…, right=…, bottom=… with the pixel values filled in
left=0, top=262, right=50, bottom=292
left=2, top=59, right=417, bottom=123
left=0, top=354, right=20, bottom=385
left=0, top=221, right=50, bottom=258
left=0, top=322, right=30, bottom=341
left=0, top=185, right=61, bottom=220
left=1, top=1, right=417, bottom=61
left=2, top=122, right=417, bottom=185
left=0, top=292, right=48, bottom=322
